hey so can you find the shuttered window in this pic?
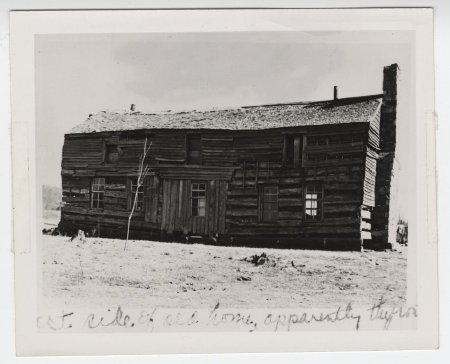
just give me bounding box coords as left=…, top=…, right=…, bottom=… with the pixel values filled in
left=106, top=145, right=119, bottom=163
left=187, top=135, right=202, bottom=164
left=91, top=178, right=105, bottom=209
left=259, top=186, right=278, bottom=222
left=130, top=178, right=144, bottom=212
left=191, top=182, right=206, bottom=217
left=283, top=135, right=303, bottom=168
left=304, top=185, right=323, bottom=221
left=144, top=175, right=159, bottom=223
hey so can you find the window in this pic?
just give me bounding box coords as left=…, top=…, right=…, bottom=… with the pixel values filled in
left=106, top=145, right=119, bottom=163
left=306, top=152, right=361, bottom=162
left=91, top=178, right=105, bottom=209
left=191, top=182, right=206, bottom=217
left=259, top=185, right=278, bottom=222
left=130, top=178, right=144, bottom=212
left=120, top=131, right=147, bottom=141
left=187, top=135, right=202, bottom=164
left=306, top=134, right=363, bottom=146
left=307, top=135, right=327, bottom=146
left=304, top=185, right=323, bottom=221
left=283, top=135, right=303, bottom=167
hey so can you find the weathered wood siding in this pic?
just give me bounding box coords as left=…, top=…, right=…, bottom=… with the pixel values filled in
left=60, top=122, right=371, bottom=248
left=160, top=179, right=227, bottom=235
left=226, top=124, right=369, bottom=243
left=362, top=102, right=381, bottom=208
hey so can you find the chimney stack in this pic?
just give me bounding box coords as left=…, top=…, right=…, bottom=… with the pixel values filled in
left=333, top=86, right=338, bottom=100
left=371, top=63, right=398, bottom=249
left=130, top=104, right=136, bottom=112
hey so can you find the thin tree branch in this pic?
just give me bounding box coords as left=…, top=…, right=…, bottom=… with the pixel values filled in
left=124, top=138, right=152, bottom=251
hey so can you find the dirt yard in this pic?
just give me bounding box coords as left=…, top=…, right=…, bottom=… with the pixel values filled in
left=41, top=234, right=407, bottom=309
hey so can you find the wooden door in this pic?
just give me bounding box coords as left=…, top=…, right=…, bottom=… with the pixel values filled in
left=160, top=179, right=227, bottom=236
left=143, top=175, right=159, bottom=224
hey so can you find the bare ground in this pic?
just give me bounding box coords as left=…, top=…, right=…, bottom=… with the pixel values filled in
left=41, top=234, right=407, bottom=309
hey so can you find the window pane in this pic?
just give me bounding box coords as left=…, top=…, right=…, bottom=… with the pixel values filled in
left=304, top=185, right=323, bottom=220
left=92, top=178, right=105, bottom=209
left=260, top=186, right=278, bottom=222
left=191, top=182, right=206, bottom=216
left=198, top=198, right=206, bottom=217
left=285, top=135, right=295, bottom=164
left=106, top=145, right=119, bottom=163
left=188, top=136, right=202, bottom=164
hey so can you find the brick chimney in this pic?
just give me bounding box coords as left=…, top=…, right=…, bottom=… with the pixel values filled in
left=371, top=64, right=398, bottom=249
left=130, top=104, right=136, bottom=112
left=333, top=86, right=338, bottom=100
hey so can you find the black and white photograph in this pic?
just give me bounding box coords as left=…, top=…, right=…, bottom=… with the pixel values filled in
left=10, top=8, right=438, bottom=356
left=37, top=32, right=410, bottom=310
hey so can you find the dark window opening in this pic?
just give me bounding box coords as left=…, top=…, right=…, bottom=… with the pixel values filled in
left=106, top=145, right=119, bottom=163
left=306, top=152, right=361, bottom=162
left=191, top=182, right=206, bottom=217
left=328, top=135, right=341, bottom=145
left=283, top=135, right=303, bottom=167
left=130, top=178, right=144, bottom=212
left=187, top=135, right=202, bottom=164
left=307, top=134, right=364, bottom=146
left=91, top=177, right=105, bottom=209
left=259, top=185, right=278, bottom=222
left=120, top=131, right=147, bottom=141
left=307, top=135, right=327, bottom=146
left=304, top=185, right=323, bottom=221
left=108, top=176, right=126, bottom=185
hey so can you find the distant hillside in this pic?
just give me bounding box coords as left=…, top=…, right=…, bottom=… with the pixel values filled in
left=42, top=185, right=62, bottom=211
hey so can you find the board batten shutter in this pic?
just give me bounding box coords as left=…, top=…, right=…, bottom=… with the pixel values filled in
left=161, top=180, right=169, bottom=231
left=126, top=177, right=132, bottom=211
left=293, top=136, right=301, bottom=168
left=218, top=181, right=227, bottom=234
left=144, top=175, right=159, bottom=223
left=206, top=180, right=214, bottom=235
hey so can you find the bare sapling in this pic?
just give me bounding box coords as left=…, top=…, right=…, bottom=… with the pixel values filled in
left=124, top=138, right=152, bottom=251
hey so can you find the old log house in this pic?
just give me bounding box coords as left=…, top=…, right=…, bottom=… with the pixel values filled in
left=58, top=64, right=398, bottom=250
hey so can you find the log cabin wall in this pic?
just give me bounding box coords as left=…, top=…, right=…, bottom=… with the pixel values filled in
left=226, top=123, right=369, bottom=250
left=60, top=121, right=370, bottom=250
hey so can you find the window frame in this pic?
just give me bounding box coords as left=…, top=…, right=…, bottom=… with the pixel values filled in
left=105, top=144, right=119, bottom=163
left=283, top=134, right=304, bottom=168
left=306, top=133, right=364, bottom=147
left=303, top=185, right=324, bottom=221
left=91, top=177, right=105, bottom=209
left=186, top=134, right=203, bottom=164
left=129, top=177, right=145, bottom=212
left=258, top=185, right=279, bottom=223
left=191, top=181, right=207, bottom=217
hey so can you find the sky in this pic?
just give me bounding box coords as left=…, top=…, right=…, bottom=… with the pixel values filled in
left=35, top=31, right=414, bottom=219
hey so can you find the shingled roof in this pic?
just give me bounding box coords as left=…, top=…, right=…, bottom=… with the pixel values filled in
left=69, top=95, right=383, bottom=134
